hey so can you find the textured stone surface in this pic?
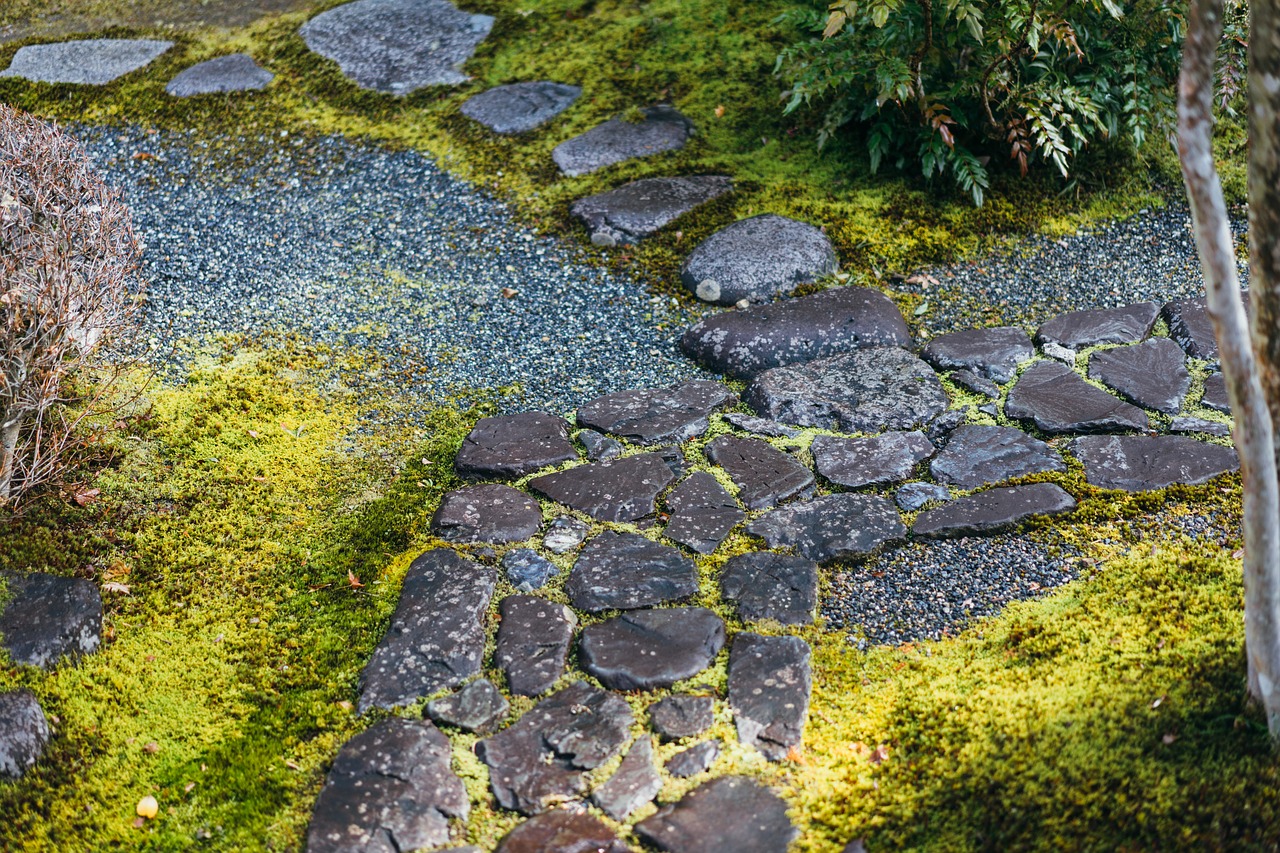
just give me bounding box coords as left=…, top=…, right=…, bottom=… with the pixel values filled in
left=577, top=380, right=736, bottom=445
left=476, top=681, right=634, bottom=815
left=705, top=435, right=814, bottom=510
left=680, top=286, right=912, bottom=379
left=580, top=608, right=725, bottom=691
left=922, top=326, right=1035, bottom=383
left=896, top=482, right=951, bottom=511
left=299, top=0, right=493, bottom=94
left=1036, top=302, right=1160, bottom=349
left=723, top=412, right=801, bottom=438
left=720, top=553, right=817, bottom=626
left=949, top=368, right=1000, bottom=399
left=496, top=595, right=577, bottom=696
left=0, top=39, right=171, bottom=85
left=567, top=531, right=698, bottom=612
left=665, top=740, right=720, bottom=778
left=579, top=429, right=623, bottom=462
left=455, top=412, right=576, bottom=478
left=357, top=549, right=496, bottom=712
left=649, top=694, right=714, bottom=742
left=460, top=81, right=581, bottom=134
left=1162, top=296, right=1242, bottom=359
left=635, top=776, right=796, bottom=853
left=165, top=53, right=273, bottom=96
left=0, top=690, right=49, bottom=780
left=502, top=548, right=559, bottom=591
left=746, top=494, right=906, bottom=564
left=552, top=105, right=694, bottom=176
left=496, top=810, right=632, bottom=853
left=680, top=214, right=839, bottom=305
left=1069, top=435, right=1238, bottom=491
left=571, top=176, right=732, bottom=246
left=1201, top=373, right=1230, bottom=413
left=928, top=425, right=1065, bottom=489
left=543, top=516, right=589, bottom=554
left=529, top=453, right=675, bottom=523
left=591, top=736, right=662, bottom=821
left=1170, top=416, right=1231, bottom=437
left=306, top=718, right=468, bottom=853
left=426, top=678, right=509, bottom=734
left=430, top=484, right=542, bottom=544
left=1087, top=338, right=1191, bottom=415
left=664, top=472, right=744, bottom=554
left=745, top=348, right=949, bottom=433
left=728, top=633, right=811, bottom=761
left=811, top=431, right=934, bottom=488
left=1005, top=360, right=1148, bottom=434
left=0, top=572, right=102, bottom=669
left=913, top=483, right=1077, bottom=538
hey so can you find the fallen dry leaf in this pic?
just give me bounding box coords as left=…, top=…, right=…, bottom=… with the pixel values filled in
left=347, top=569, right=364, bottom=589
left=869, top=744, right=891, bottom=765
left=72, top=487, right=101, bottom=507
left=143, top=742, right=159, bottom=754
left=1162, top=733, right=1178, bottom=745
left=715, top=104, right=726, bottom=118
left=501, top=287, right=518, bottom=298
left=101, top=581, right=132, bottom=595
left=285, top=759, right=302, bottom=771
left=184, top=782, right=196, bottom=793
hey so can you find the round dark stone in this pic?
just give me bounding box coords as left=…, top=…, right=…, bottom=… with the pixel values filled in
left=430, top=484, right=542, bottom=544
left=566, top=531, right=698, bottom=612
left=579, top=607, right=726, bottom=691
left=680, top=214, right=839, bottom=305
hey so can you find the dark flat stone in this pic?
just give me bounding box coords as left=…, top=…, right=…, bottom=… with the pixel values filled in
left=552, top=105, right=693, bottom=176
left=721, top=553, right=817, bottom=626
left=357, top=549, right=496, bottom=712
left=476, top=681, right=634, bottom=815
left=529, top=453, right=674, bottom=523
left=460, top=81, right=581, bottom=134
left=166, top=53, right=273, bottom=96
left=306, top=718, right=468, bottom=853
left=680, top=286, right=911, bottom=380
left=591, top=736, right=662, bottom=820
left=431, top=484, right=542, bottom=544
left=577, top=380, right=736, bottom=445
left=922, top=326, right=1034, bottom=383
left=745, top=348, right=948, bottom=433
left=723, top=412, right=801, bottom=438
left=949, top=368, right=1000, bottom=399
left=571, top=176, right=732, bottom=246
left=811, top=431, right=934, bottom=488
left=0, top=39, right=172, bottom=85
left=681, top=214, right=839, bottom=305
left=0, top=690, right=49, bottom=780
left=1201, top=373, right=1230, bottom=412
left=635, top=776, right=796, bottom=853
left=1069, top=435, right=1239, bottom=491
left=664, top=472, right=744, bottom=554
left=579, top=429, right=623, bottom=462
left=497, top=810, right=632, bottom=853
left=580, top=607, right=726, bottom=691
left=912, top=483, right=1076, bottom=538
left=1005, top=361, right=1148, bottom=434
left=426, top=678, right=509, bottom=734
left=1161, top=295, right=1249, bottom=360
left=649, top=694, right=714, bottom=742
left=496, top=595, right=577, bottom=696
left=1087, top=338, right=1190, bottom=414
left=566, top=531, right=698, bottom=612
left=928, top=425, right=1065, bottom=489
left=927, top=409, right=967, bottom=446
left=746, top=494, right=906, bottom=564
left=896, top=482, right=951, bottom=511
left=0, top=572, right=101, bottom=669
left=1036, top=302, right=1160, bottom=349
left=728, top=633, right=811, bottom=762
left=665, top=740, right=720, bottom=778
left=705, top=435, right=814, bottom=510
left=1170, top=416, right=1231, bottom=437
left=543, top=516, right=589, bottom=554
left=502, top=548, right=559, bottom=591
left=455, top=412, right=577, bottom=479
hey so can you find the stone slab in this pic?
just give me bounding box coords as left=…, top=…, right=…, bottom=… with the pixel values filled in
left=680, top=214, right=839, bottom=305
left=1087, top=338, right=1190, bottom=414
left=552, top=105, right=693, bottom=176
left=720, top=552, right=818, bottom=625
left=576, top=380, right=736, bottom=445
left=1161, top=296, right=1247, bottom=360
left=0, top=39, right=172, bottom=85
left=543, top=516, right=589, bottom=554
left=1005, top=360, right=1148, bottom=434
left=529, top=453, right=674, bottom=523
left=705, top=435, right=814, bottom=510
left=649, top=694, right=714, bottom=742
left=896, top=482, right=951, bottom=511
left=166, top=53, right=273, bottom=96
left=502, top=548, right=559, bottom=591
left=928, top=424, right=1065, bottom=489
left=580, top=607, right=726, bottom=691
left=0, top=690, right=49, bottom=780
left=1069, top=435, right=1239, bottom=491
left=912, top=483, right=1076, bottom=538
left=455, top=411, right=577, bottom=479
left=1036, top=302, right=1160, bottom=349
left=571, top=176, right=732, bottom=246
left=746, top=493, right=906, bottom=564
left=665, top=740, right=719, bottom=778
left=811, top=431, right=934, bottom=488
left=922, top=326, right=1034, bottom=383
left=0, top=572, right=101, bottom=669
left=728, top=633, right=811, bottom=761
left=663, top=471, right=744, bottom=554
left=1201, top=373, right=1230, bottom=413
left=460, top=81, right=581, bottom=134
left=426, top=678, right=509, bottom=734
left=566, top=531, right=698, bottom=612
left=1170, top=416, right=1231, bottom=437
left=723, top=412, right=801, bottom=438
left=497, top=810, right=632, bottom=853
left=496, top=595, right=577, bottom=697
left=591, top=736, right=662, bottom=821
left=430, top=484, right=542, bottom=544
left=635, top=776, right=796, bottom=853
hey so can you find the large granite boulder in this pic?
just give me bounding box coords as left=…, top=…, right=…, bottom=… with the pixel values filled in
left=912, top=483, right=1076, bottom=538
left=455, top=411, right=577, bottom=478
left=496, top=595, right=577, bottom=696
left=928, top=425, right=1065, bottom=489
left=746, top=494, right=906, bottom=563
left=1069, top=435, right=1239, bottom=491
left=811, top=431, right=934, bottom=488
left=0, top=39, right=172, bottom=85
left=552, top=106, right=694, bottom=176
left=566, top=531, right=698, bottom=611
left=460, top=81, right=581, bottom=134
left=528, top=453, right=674, bottom=522
left=576, top=380, right=736, bottom=445
left=705, top=435, right=814, bottom=510
left=1086, top=338, right=1190, bottom=414
left=680, top=214, right=839, bottom=305
left=1005, top=361, right=1148, bottom=434
left=728, top=633, right=811, bottom=761
left=430, top=484, right=542, bottom=544
left=0, top=572, right=102, bottom=669
left=166, top=53, right=273, bottom=97
left=0, top=690, right=49, bottom=780
left=635, top=776, right=796, bottom=853
left=922, top=326, right=1035, bottom=383
left=579, top=608, right=726, bottom=691
left=1035, top=302, right=1159, bottom=349
left=571, top=176, right=732, bottom=246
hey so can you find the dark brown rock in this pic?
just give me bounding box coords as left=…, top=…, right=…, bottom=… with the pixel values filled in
left=928, top=424, right=1065, bottom=489
left=720, top=553, right=818, bottom=625
left=746, top=494, right=906, bottom=564
left=705, top=435, right=814, bottom=510
left=1087, top=338, right=1190, bottom=414
left=455, top=412, right=577, bottom=478
left=1004, top=361, right=1148, bottom=434
left=571, top=176, right=732, bottom=246
left=0, top=572, right=101, bottom=669
left=591, top=736, right=662, bottom=820
left=1069, top=435, right=1239, bottom=491
left=728, top=633, right=811, bottom=762
left=663, top=472, right=744, bottom=554
left=1036, top=302, right=1160, bottom=349
left=922, top=326, right=1034, bottom=383
left=580, top=607, right=726, bottom=691
left=649, top=694, right=714, bottom=742
left=811, top=431, right=934, bottom=488
left=635, top=776, right=796, bottom=853
left=496, top=595, right=577, bottom=696
left=426, top=678, right=509, bottom=734
left=566, top=531, right=698, bottom=612
left=529, top=453, right=674, bottom=523
left=576, top=380, right=736, bottom=445
left=430, top=484, right=542, bottom=544
left=912, top=483, right=1076, bottom=538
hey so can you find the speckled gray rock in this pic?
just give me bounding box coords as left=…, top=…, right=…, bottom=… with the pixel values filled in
left=430, top=484, right=542, bottom=544
left=567, top=531, right=698, bottom=612
left=571, top=176, right=732, bottom=246
left=0, top=39, right=172, bottom=85
left=460, top=81, right=581, bottom=134
left=305, top=718, right=468, bottom=853
left=529, top=453, right=675, bottom=523
left=1036, top=302, right=1160, bottom=349
left=495, top=595, right=577, bottom=697
left=543, top=516, right=590, bottom=554
left=720, top=553, right=817, bottom=625
left=1201, top=373, right=1230, bottom=413
left=665, top=740, right=720, bottom=778
left=1170, top=416, right=1231, bottom=437
left=591, top=736, right=662, bottom=820
left=705, top=435, right=814, bottom=510
left=949, top=368, right=1001, bottom=399
left=728, top=633, right=811, bottom=761
left=912, top=483, right=1076, bottom=538
left=455, top=412, right=577, bottom=478
left=299, top=0, right=493, bottom=94
left=680, top=286, right=912, bottom=379
left=580, top=607, right=725, bottom=691
left=552, top=106, right=694, bottom=176
left=0, top=572, right=101, bottom=669
left=1068, top=435, right=1238, bottom=491
left=577, top=380, right=736, bottom=445
left=927, top=409, right=967, bottom=446
left=496, top=810, right=632, bottom=853
left=357, top=549, right=496, bottom=712
left=811, top=431, right=934, bottom=488
left=1005, top=361, right=1148, bottom=434
left=744, top=349, right=949, bottom=433
left=0, top=690, right=49, bottom=780
left=426, top=678, right=509, bottom=734
left=502, top=548, right=559, bottom=591
left=928, top=425, right=1065, bottom=489
left=1087, top=338, right=1191, bottom=414
left=635, top=776, right=796, bottom=853
left=664, top=472, right=744, bottom=554
left=922, top=326, right=1035, bottom=383
left=165, top=53, right=273, bottom=96
left=681, top=214, right=839, bottom=305
left=747, top=494, right=906, bottom=564
left=476, top=681, right=634, bottom=815
left=579, top=429, right=623, bottom=462
left=649, top=694, right=714, bottom=741
left=723, top=412, right=801, bottom=438
left=895, top=482, right=951, bottom=511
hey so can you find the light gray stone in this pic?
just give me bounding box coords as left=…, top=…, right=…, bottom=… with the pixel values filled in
left=552, top=105, right=694, bottom=176
left=0, top=690, right=49, bottom=780
left=571, top=176, right=732, bottom=245
left=0, top=572, right=101, bottom=669
left=0, top=39, right=171, bottom=85
left=460, top=81, right=580, bottom=134
left=680, top=214, right=839, bottom=305
left=166, top=53, right=273, bottom=96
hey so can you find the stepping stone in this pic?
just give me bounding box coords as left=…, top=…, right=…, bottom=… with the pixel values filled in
left=723, top=412, right=801, bottom=438
left=1201, top=373, right=1230, bottom=412
left=745, top=348, right=949, bottom=433
left=299, top=0, right=493, bottom=94
left=922, top=326, right=1035, bottom=384
left=455, top=411, right=577, bottom=479
left=567, top=531, right=697, bottom=612
left=552, top=105, right=694, bottom=176
left=307, top=718, right=468, bottom=853
left=571, top=176, right=733, bottom=246
left=895, top=482, right=951, bottom=511
left=728, top=633, right=811, bottom=762
left=357, top=549, right=496, bottom=712
left=747, top=494, right=906, bottom=564
left=927, top=409, right=967, bottom=445
left=0, top=39, right=172, bottom=85
left=1036, top=302, right=1160, bottom=349
left=0, top=690, right=49, bottom=780
left=460, top=81, right=581, bottom=134
left=635, top=776, right=796, bottom=853
left=591, top=736, right=662, bottom=821
left=497, top=810, right=632, bottom=853
left=579, top=607, right=726, bottom=691
left=1170, top=416, right=1231, bottom=437
left=811, top=431, right=934, bottom=488
left=681, top=214, right=839, bottom=305
left=577, top=380, right=737, bottom=445
left=655, top=445, right=689, bottom=479
left=649, top=694, right=714, bottom=742
left=681, top=286, right=911, bottom=380
left=1161, top=296, right=1244, bottom=360
left=705, top=435, right=814, bottom=510
left=476, top=681, right=633, bottom=815
left=1087, top=338, right=1190, bottom=414
left=543, top=516, right=589, bottom=553
left=666, top=740, right=720, bottom=778
left=165, top=53, right=273, bottom=97
left=426, top=678, right=509, bottom=734
left=1005, top=361, right=1148, bottom=434
left=720, top=553, right=818, bottom=625
left=495, top=595, right=577, bottom=696
left=664, top=472, right=744, bottom=554
left=928, top=425, right=1065, bottom=489
left=529, top=453, right=674, bottom=523
left=0, top=572, right=101, bottom=669
left=912, top=483, right=1076, bottom=538
left=579, top=429, right=623, bottom=462
left=502, top=548, right=559, bottom=591
left=430, top=484, right=542, bottom=544
left=949, top=368, right=1000, bottom=399
left=1069, top=435, right=1239, bottom=491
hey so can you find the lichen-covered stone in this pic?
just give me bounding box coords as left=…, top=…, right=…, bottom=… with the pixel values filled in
left=0, top=39, right=172, bottom=85
left=649, top=694, right=714, bottom=742
left=571, top=176, right=732, bottom=246
left=566, top=531, right=698, bottom=611
left=664, top=472, right=744, bottom=555
left=166, top=53, right=273, bottom=96
left=922, top=326, right=1035, bottom=383
left=728, top=633, right=811, bottom=762
left=496, top=810, right=632, bottom=853
left=1036, top=302, right=1159, bottom=349
left=705, top=435, right=814, bottom=510
left=430, top=484, right=542, bottom=544
left=720, top=553, right=818, bottom=625
left=576, top=380, right=736, bottom=445
left=635, top=776, right=796, bottom=853
left=552, top=106, right=693, bottom=176
left=912, top=483, right=1076, bottom=538
left=426, top=678, right=509, bottom=734
left=1087, top=338, right=1190, bottom=414
left=591, top=736, right=662, bottom=820
left=1068, top=435, right=1239, bottom=491
left=746, top=494, right=906, bottom=564
left=928, top=425, right=1065, bottom=489
left=0, top=572, right=102, bottom=669
left=460, top=81, right=581, bottom=134
left=0, top=690, right=49, bottom=780
left=496, top=595, right=577, bottom=696
left=680, top=214, right=839, bottom=305
left=811, top=431, right=934, bottom=488
left=665, top=740, right=720, bottom=778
